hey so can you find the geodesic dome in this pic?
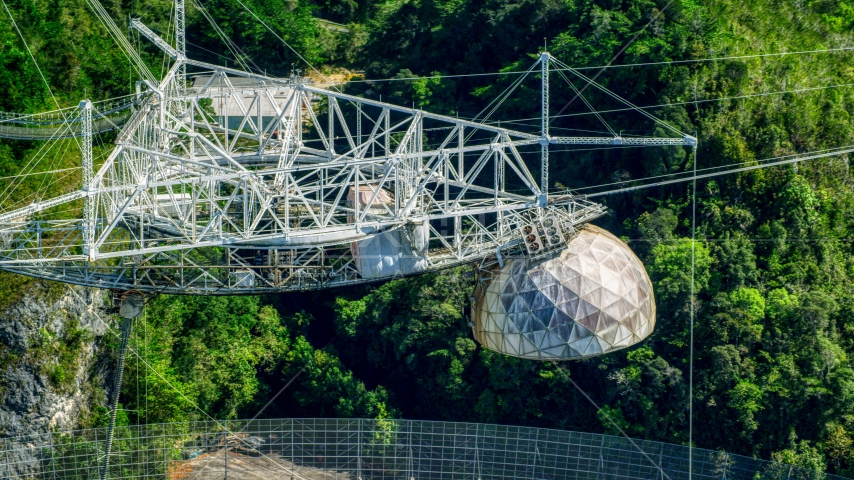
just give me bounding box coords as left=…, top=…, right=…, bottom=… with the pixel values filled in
left=472, top=225, right=655, bottom=360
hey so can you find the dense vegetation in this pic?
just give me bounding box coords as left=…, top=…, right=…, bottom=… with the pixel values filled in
left=1, top=0, right=854, bottom=475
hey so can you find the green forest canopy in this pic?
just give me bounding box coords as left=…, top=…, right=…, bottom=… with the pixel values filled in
left=1, top=0, right=854, bottom=475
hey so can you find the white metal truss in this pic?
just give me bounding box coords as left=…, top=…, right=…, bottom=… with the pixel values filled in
left=175, top=0, right=186, bottom=92
left=540, top=51, right=549, bottom=204
left=80, top=99, right=95, bottom=260
left=0, top=20, right=696, bottom=294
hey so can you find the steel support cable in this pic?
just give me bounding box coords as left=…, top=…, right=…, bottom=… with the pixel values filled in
left=0, top=146, right=107, bottom=215
left=33, top=111, right=102, bottom=197
left=553, top=68, right=617, bottom=136
left=541, top=144, right=854, bottom=198
left=550, top=56, right=686, bottom=137
left=143, top=309, right=148, bottom=440
left=0, top=120, right=70, bottom=185
left=230, top=0, right=336, bottom=88
left=66, top=288, right=315, bottom=480
left=0, top=0, right=79, bottom=130
left=138, top=2, right=255, bottom=74
left=548, top=146, right=835, bottom=195
left=334, top=55, right=673, bottom=139
left=572, top=45, right=854, bottom=70
left=161, top=6, right=174, bottom=79
left=582, top=146, right=854, bottom=198
left=45, top=128, right=108, bottom=205
left=84, top=0, right=155, bottom=83
left=192, top=0, right=258, bottom=73
left=193, top=0, right=249, bottom=69
left=9, top=42, right=842, bottom=131
left=688, top=144, right=697, bottom=480
left=134, top=308, right=140, bottom=475
left=13, top=168, right=80, bottom=216
left=552, top=365, right=674, bottom=480
left=227, top=0, right=378, bottom=122
left=578, top=143, right=854, bottom=190
left=547, top=145, right=851, bottom=194
left=0, top=0, right=86, bottom=205
left=187, top=40, right=244, bottom=66
left=0, top=123, right=76, bottom=210
left=342, top=46, right=854, bottom=84
left=11, top=134, right=84, bottom=203
left=33, top=134, right=75, bottom=199
left=456, top=59, right=541, bottom=147
left=8, top=205, right=83, bottom=222
left=0, top=167, right=79, bottom=181
left=238, top=335, right=337, bottom=439
left=470, top=60, right=539, bottom=124
left=409, top=78, right=854, bottom=129
left=502, top=80, right=854, bottom=127
left=552, top=0, right=676, bottom=121
left=561, top=144, right=854, bottom=196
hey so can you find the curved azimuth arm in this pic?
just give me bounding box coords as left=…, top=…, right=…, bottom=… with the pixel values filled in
left=0, top=44, right=697, bottom=293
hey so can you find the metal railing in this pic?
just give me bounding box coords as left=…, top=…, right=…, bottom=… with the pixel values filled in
left=0, top=98, right=136, bottom=125
left=0, top=418, right=847, bottom=480
left=0, top=106, right=133, bottom=140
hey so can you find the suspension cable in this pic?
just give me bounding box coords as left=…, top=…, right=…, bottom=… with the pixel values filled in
left=84, top=0, right=156, bottom=82
left=551, top=56, right=686, bottom=136
left=471, top=61, right=539, bottom=124
left=230, top=0, right=336, bottom=88
left=573, top=45, right=854, bottom=70
left=553, top=68, right=616, bottom=136
left=342, top=46, right=854, bottom=84
left=580, top=145, right=854, bottom=198
left=0, top=0, right=81, bottom=150
left=192, top=0, right=259, bottom=73
left=66, top=288, right=314, bottom=480
left=498, top=80, right=854, bottom=127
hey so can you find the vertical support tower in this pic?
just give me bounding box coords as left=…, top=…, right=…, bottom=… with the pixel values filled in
left=79, top=100, right=95, bottom=260
left=175, top=0, right=186, bottom=92
left=539, top=51, right=550, bottom=206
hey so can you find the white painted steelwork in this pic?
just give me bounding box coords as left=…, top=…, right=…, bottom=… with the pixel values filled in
left=0, top=19, right=695, bottom=294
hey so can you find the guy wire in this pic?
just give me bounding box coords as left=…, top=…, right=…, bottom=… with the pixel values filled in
left=689, top=141, right=698, bottom=480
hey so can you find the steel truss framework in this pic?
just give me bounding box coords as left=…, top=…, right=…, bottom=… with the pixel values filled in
left=0, top=22, right=696, bottom=294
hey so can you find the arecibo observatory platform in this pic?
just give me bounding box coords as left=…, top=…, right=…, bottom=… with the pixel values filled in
left=1, top=0, right=853, bottom=478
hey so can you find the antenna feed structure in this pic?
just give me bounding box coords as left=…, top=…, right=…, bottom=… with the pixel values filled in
left=0, top=10, right=696, bottom=302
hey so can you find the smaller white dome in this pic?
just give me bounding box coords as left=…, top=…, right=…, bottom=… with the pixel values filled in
left=472, top=224, right=656, bottom=360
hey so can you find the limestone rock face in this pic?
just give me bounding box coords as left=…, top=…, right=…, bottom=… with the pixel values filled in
left=0, top=280, right=109, bottom=479
left=473, top=225, right=656, bottom=360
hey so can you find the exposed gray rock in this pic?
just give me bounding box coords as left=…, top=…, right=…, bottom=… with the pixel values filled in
left=0, top=280, right=110, bottom=479
left=0, top=437, right=45, bottom=480
left=0, top=282, right=106, bottom=355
